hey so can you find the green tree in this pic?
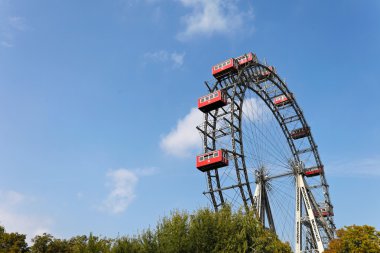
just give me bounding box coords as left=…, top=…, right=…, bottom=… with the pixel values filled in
left=156, top=211, right=190, bottom=253
left=68, top=235, right=88, bottom=253
left=45, top=239, right=71, bottom=253
left=325, top=225, right=380, bottom=253
left=0, top=226, right=29, bottom=253
left=31, top=233, right=112, bottom=253
left=30, top=233, right=54, bottom=253
left=86, top=233, right=111, bottom=253
left=137, top=229, right=157, bottom=253
left=111, top=236, right=143, bottom=253
left=31, top=233, right=73, bottom=253
left=154, top=205, right=291, bottom=253
left=2, top=205, right=293, bottom=253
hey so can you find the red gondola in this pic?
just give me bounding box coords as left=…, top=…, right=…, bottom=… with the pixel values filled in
left=304, top=166, right=324, bottom=177
left=314, top=204, right=334, bottom=217
left=198, top=90, right=227, bottom=113
left=290, top=127, right=310, bottom=140
left=212, top=58, right=238, bottom=79
left=235, top=52, right=257, bottom=66
left=273, top=94, right=293, bottom=107
left=196, top=149, right=229, bottom=172
left=320, top=205, right=334, bottom=217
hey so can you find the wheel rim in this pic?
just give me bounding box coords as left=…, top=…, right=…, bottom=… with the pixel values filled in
left=198, top=61, right=335, bottom=252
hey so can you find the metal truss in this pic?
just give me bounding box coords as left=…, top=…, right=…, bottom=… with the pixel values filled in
left=197, top=60, right=335, bottom=252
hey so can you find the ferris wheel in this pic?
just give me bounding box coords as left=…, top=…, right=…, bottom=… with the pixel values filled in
left=195, top=53, right=335, bottom=253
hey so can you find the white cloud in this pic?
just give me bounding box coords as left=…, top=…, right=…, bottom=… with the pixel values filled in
left=171, top=52, right=185, bottom=67
left=102, top=169, right=138, bottom=214
left=9, top=16, right=27, bottom=31
left=242, top=97, right=270, bottom=122
left=1, top=40, right=12, bottom=47
left=0, top=190, right=53, bottom=242
left=177, top=0, right=253, bottom=40
left=328, top=156, right=380, bottom=177
left=144, top=50, right=186, bottom=68
left=161, top=107, right=203, bottom=157
left=0, top=0, right=27, bottom=47
left=101, top=168, right=157, bottom=214
left=160, top=97, right=271, bottom=158
left=76, top=192, right=84, bottom=199
left=1, top=190, right=25, bottom=204
left=135, top=167, right=159, bottom=176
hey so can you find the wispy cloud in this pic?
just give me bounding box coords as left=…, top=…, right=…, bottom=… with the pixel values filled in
left=101, top=168, right=157, bottom=214
left=0, top=190, right=53, bottom=242
left=1, top=40, right=12, bottom=47
left=242, top=97, right=270, bottom=122
left=160, top=107, right=203, bottom=157
left=9, top=16, right=27, bottom=31
left=177, top=0, right=253, bottom=41
left=0, top=190, right=26, bottom=205
left=160, top=98, right=269, bottom=158
left=135, top=167, right=158, bottom=176
left=327, top=156, right=380, bottom=177
left=0, top=1, right=28, bottom=47
left=102, top=169, right=138, bottom=214
left=144, top=50, right=186, bottom=68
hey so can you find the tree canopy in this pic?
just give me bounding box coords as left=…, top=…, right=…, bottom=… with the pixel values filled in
left=4, top=208, right=380, bottom=252
left=0, top=205, right=291, bottom=253
left=325, top=225, right=380, bottom=253
left=0, top=226, right=29, bottom=253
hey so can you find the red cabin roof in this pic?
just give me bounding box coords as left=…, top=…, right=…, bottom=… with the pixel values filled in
left=235, top=52, right=257, bottom=66
left=314, top=204, right=334, bottom=217
left=212, top=58, right=238, bottom=79
left=196, top=149, right=229, bottom=172
left=198, top=90, right=227, bottom=113
left=290, top=127, right=310, bottom=140
left=273, top=94, right=293, bottom=107
left=304, top=166, right=324, bottom=177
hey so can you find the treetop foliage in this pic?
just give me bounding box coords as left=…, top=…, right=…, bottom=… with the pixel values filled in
left=3, top=207, right=379, bottom=253
left=0, top=205, right=291, bottom=253
left=325, top=225, right=380, bottom=253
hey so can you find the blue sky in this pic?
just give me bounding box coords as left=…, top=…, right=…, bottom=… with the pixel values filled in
left=0, top=0, right=379, bottom=242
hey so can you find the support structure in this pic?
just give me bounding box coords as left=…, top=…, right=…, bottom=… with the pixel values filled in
left=294, top=163, right=324, bottom=252
left=253, top=168, right=275, bottom=232
left=197, top=56, right=336, bottom=252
